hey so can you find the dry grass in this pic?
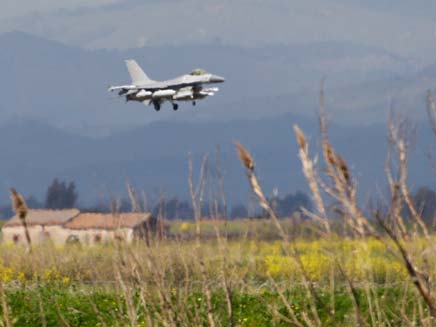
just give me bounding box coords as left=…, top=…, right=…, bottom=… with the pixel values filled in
left=0, top=235, right=431, bottom=325
left=2, top=91, right=436, bottom=326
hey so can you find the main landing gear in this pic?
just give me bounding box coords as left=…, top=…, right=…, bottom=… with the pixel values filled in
left=192, top=101, right=196, bottom=106
left=172, top=103, right=179, bottom=111
left=153, top=101, right=161, bottom=111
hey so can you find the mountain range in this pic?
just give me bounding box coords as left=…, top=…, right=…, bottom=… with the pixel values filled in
left=0, top=31, right=430, bottom=134
left=0, top=114, right=434, bottom=210
left=0, top=32, right=435, bottom=208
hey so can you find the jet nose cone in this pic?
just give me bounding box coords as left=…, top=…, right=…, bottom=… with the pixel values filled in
left=210, top=75, right=225, bottom=83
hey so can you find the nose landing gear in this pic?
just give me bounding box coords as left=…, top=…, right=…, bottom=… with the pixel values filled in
left=153, top=101, right=161, bottom=111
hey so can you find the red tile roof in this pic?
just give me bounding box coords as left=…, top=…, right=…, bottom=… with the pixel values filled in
left=4, top=209, right=80, bottom=227
left=64, top=212, right=151, bottom=230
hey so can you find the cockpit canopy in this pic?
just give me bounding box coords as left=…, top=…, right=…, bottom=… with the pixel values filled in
left=189, top=69, right=209, bottom=76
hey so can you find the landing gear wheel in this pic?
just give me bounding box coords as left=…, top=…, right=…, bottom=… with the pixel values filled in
left=154, top=102, right=161, bottom=111
left=192, top=101, right=196, bottom=106
left=173, top=103, right=179, bottom=111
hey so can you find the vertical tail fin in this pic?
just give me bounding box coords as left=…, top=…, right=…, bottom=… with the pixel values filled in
left=125, top=59, right=154, bottom=85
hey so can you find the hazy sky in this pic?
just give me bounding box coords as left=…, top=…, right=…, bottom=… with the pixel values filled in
left=2, top=0, right=436, bottom=62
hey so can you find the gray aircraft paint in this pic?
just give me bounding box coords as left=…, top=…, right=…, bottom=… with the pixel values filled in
left=109, top=60, right=225, bottom=111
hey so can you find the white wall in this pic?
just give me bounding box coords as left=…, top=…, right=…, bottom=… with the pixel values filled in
left=2, top=225, right=70, bottom=245
left=2, top=225, right=135, bottom=245
left=65, top=228, right=134, bottom=245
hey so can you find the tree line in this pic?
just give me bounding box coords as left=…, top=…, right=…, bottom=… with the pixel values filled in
left=0, top=178, right=312, bottom=220
left=1, top=179, right=436, bottom=224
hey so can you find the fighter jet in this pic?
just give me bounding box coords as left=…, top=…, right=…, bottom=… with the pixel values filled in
left=109, top=60, right=225, bottom=111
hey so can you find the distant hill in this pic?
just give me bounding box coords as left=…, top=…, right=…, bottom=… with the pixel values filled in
left=1, top=32, right=435, bottom=209
left=0, top=31, right=423, bottom=134
left=0, top=115, right=434, bottom=208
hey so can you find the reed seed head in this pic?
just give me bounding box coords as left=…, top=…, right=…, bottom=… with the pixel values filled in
left=324, top=142, right=336, bottom=167
left=293, top=125, right=307, bottom=151
left=336, top=155, right=350, bottom=184
left=10, top=188, right=28, bottom=220
left=234, top=141, right=255, bottom=171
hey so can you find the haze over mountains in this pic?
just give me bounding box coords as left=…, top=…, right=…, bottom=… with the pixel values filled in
left=0, top=31, right=435, bottom=207
left=4, top=0, right=436, bottom=61
left=0, top=31, right=430, bottom=133
left=1, top=112, right=435, bottom=210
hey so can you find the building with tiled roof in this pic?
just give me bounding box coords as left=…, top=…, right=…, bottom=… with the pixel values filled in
left=64, top=212, right=155, bottom=244
left=2, top=210, right=156, bottom=245
left=2, top=209, right=80, bottom=244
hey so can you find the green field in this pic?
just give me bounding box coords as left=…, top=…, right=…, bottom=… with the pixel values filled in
left=0, top=225, right=433, bottom=327
left=4, top=101, right=436, bottom=326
